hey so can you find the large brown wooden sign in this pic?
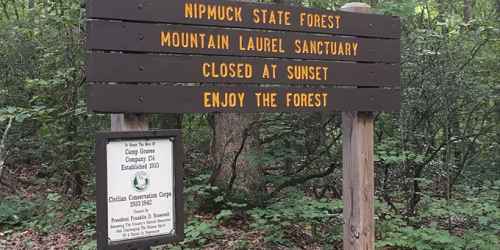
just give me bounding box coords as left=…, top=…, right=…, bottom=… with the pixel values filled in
left=85, top=0, right=401, bottom=113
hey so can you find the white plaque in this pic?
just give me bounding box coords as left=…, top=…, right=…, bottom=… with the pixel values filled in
left=106, top=138, right=175, bottom=242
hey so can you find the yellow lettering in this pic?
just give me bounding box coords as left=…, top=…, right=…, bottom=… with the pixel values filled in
left=204, top=92, right=245, bottom=108
left=338, top=43, right=344, bottom=56
left=221, top=35, right=229, bottom=49
left=199, top=33, right=206, bottom=48
left=160, top=32, right=171, bottom=47
left=285, top=93, right=328, bottom=107
left=213, top=92, right=220, bottom=107
left=208, top=35, right=216, bottom=49
left=227, top=6, right=234, bottom=21
left=271, top=64, right=277, bottom=79
left=161, top=32, right=228, bottom=50
left=239, top=36, right=284, bottom=54
left=207, top=5, right=217, bottom=20
left=294, top=40, right=301, bottom=54
left=203, top=92, right=211, bottom=108
left=262, top=64, right=270, bottom=79
left=203, top=63, right=253, bottom=79
left=252, top=9, right=260, bottom=23
left=268, top=10, right=276, bottom=24
left=270, top=93, right=277, bottom=107
left=299, top=13, right=341, bottom=30
left=352, top=42, right=358, bottom=56
left=235, top=8, right=243, bottom=22
left=185, top=3, right=193, bottom=18
left=253, top=8, right=291, bottom=25
left=185, top=4, right=243, bottom=22
left=239, top=35, right=245, bottom=51
left=345, top=42, right=351, bottom=56
left=299, top=13, right=306, bottom=26
left=285, top=11, right=291, bottom=25
left=199, top=4, right=206, bottom=18
left=255, top=92, right=277, bottom=107
left=248, top=37, right=255, bottom=51
left=327, top=15, right=335, bottom=29
left=286, top=65, right=329, bottom=81
left=238, top=93, right=245, bottom=107
left=286, top=93, right=292, bottom=107
left=202, top=63, right=210, bottom=77
left=255, top=92, right=262, bottom=107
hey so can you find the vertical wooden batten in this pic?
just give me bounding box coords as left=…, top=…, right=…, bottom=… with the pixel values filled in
left=111, top=113, right=148, bottom=132
left=342, top=112, right=375, bottom=250
left=341, top=3, right=376, bottom=250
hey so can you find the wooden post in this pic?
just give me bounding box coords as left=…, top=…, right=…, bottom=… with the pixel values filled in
left=341, top=3, right=375, bottom=250
left=111, top=113, right=148, bottom=132
left=110, top=113, right=148, bottom=250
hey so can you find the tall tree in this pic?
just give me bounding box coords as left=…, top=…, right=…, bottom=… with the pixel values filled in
left=464, top=0, right=474, bottom=23
left=497, top=0, right=500, bottom=18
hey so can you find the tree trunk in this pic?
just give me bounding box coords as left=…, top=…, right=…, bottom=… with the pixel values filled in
left=210, top=113, right=263, bottom=202
left=436, top=0, right=449, bottom=34
left=436, top=0, right=446, bottom=21
left=210, top=0, right=301, bottom=204
left=463, top=0, right=473, bottom=23
left=497, top=0, right=500, bottom=18
left=0, top=117, right=13, bottom=193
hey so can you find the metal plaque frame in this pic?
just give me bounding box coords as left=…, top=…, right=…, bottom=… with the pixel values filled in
left=95, top=130, right=184, bottom=250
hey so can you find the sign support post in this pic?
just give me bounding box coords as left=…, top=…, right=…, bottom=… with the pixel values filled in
left=342, top=111, right=375, bottom=250
left=340, top=3, right=375, bottom=250
left=111, top=114, right=149, bottom=132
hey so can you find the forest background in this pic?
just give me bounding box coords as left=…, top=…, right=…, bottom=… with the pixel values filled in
left=0, top=0, right=499, bottom=249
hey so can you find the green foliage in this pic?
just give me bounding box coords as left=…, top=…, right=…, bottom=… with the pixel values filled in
left=378, top=226, right=462, bottom=250
left=249, top=192, right=342, bottom=247
left=0, top=197, right=37, bottom=228
left=78, top=240, right=97, bottom=250
left=233, top=239, right=251, bottom=250
left=184, top=173, right=226, bottom=212
left=182, top=218, right=223, bottom=247
left=64, top=201, right=97, bottom=237
left=377, top=182, right=500, bottom=250
left=0, top=193, right=96, bottom=239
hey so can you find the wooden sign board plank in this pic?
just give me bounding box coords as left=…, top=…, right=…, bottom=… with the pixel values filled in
left=87, top=0, right=400, bottom=39
left=87, top=20, right=400, bottom=63
left=87, top=85, right=401, bottom=113
left=86, top=53, right=400, bottom=87
left=96, top=130, right=184, bottom=249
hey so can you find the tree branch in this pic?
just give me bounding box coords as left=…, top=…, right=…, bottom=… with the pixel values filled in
left=0, top=117, right=14, bottom=181
left=271, top=162, right=338, bottom=197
